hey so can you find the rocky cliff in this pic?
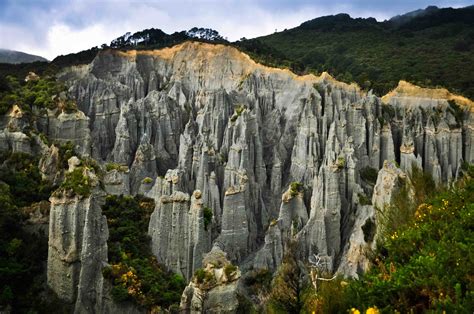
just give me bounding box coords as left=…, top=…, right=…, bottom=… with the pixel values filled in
left=1, top=41, right=472, bottom=311
left=58, top=42, right=472, bottom=277
left=58, top=41, right=474, bottom=275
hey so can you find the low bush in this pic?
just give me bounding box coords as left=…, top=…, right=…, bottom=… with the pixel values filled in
left=59, top=167, right=92, bottom=197
left=105, top=162, right=128, bottom=172
left=224, top=264, right=237, bottom=278
left=290, top=182, right=303, bottom=197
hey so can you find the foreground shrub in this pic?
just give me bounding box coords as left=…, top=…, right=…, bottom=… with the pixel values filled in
left=343, top=167, right=474, bottom=312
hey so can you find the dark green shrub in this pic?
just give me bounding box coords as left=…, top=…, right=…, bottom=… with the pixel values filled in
left=336, top=157, right=345, bottom=169
left=361, top=218, right=376, bottom=243
left=377, top=165, right=438, bottom=240
left=268, top=241, right=308, bottom=313
left=0, top=75, right=68, bottom=115
left=224, top=264, right=237, bottom=278
left=57, top=141, right=76, bottom=169
left=0, top=182, right=56, bottom=311
left=360, top=166, right=378, bottom=185
left=194, top=268, right=206, bottom=284
left=358, top=193, right=372, bottom=205
left=102, top=195, right=185, bottom=309
left=0, top=152, right=53, bottom=207
left=111, top=285, right=130, bottom=302
left=203, top=207, right=213, bottom=231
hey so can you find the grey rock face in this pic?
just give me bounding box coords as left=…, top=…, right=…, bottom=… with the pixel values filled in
left=337, top=205, right=376, bottom=278
left=0, top=130, right=32, bottom=154
left=180, top=248, right=247, bottom=313
left=215, top=185, right=252, bottom=262
left=46, top=109, right=92, bottom=156
left=279, top=187, right=308, bottom=237
left=39, top=145, right=61, bottom=184
left=252, top=223, right=283, bottom=271
left=103, top=168, right=130, bottom=195
left=372, top=160, right=412, bottom=210
left=52, top=42, right=473, bottom=284
left=148, top=188, right=212, bottom=280
left=47, top=190, right=108, bottom=313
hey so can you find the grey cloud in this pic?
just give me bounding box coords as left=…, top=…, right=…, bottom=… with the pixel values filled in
left=0, top=0, right=473, bottom=59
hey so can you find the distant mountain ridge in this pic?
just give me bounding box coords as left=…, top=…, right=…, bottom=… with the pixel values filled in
left=0, top=49, right=48, bottom=64
left=388, top=5, right=440, bottom=27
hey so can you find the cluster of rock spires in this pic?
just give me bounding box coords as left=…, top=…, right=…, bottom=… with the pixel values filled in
left=1, top=41, right=473, bottom=312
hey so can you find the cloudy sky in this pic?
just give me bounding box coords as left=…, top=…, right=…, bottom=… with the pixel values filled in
left=0, top=0, right=472, bottom=60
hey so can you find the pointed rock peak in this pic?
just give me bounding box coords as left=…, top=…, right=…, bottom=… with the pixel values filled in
left=382, top=80, right=474, bottom=111
left=325, top=122, right=341, bottom=153
left=139, top=132, right=150, bottom=145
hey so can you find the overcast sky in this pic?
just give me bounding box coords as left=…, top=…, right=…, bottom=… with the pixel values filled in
left=0, top=0, right=472, bottom=60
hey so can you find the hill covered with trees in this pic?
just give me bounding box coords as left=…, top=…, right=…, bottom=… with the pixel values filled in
left=239, top=5, right=474, bottom=98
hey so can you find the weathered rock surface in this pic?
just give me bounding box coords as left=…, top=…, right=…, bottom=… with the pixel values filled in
left=337, top=205, right=376, bottom=278
left=47, top=190, right=108, bottom=312
left=46, top=159, right=112, bottom=313
left=37, top=41, right=473, bottom=294
left=180, top=248, right=248, bottom=313
left=372, top=160, right=412, bottom=210
left=103, top=168, right=130, bottom=195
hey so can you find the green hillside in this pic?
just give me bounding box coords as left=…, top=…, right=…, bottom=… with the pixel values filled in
left=241, top=6, right=474, bottom=98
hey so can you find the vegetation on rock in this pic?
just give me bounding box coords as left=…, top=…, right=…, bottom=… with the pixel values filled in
left=203, top=207, right=213, bottom=231
left=224, top=264, right=238, bottom=278
left=102, top=195, right=185, bottom=310
left=267, top=241, right=310, bottom=313
left=0, top=152, right=66, bottom=312
left=105, top=162, right=129, bottom=172
left=360, top=166, right=378, bottom=185
left=289, top=182, right=303, bottom=197
left=0, top=75, right=67, bottom=115
left=342, top=166, right=474, bottom=312
left=0, top=152, right=53, bottom=207
left=141, top=176, right=153, bottom=184
left=59, top=167, right=93, bottom=197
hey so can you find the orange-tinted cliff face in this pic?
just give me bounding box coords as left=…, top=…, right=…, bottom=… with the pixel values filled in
left=382, top=80, right=474, bottom=112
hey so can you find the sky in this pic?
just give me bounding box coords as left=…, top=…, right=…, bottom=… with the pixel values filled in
left=0, top=0, right=473, bottom=60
